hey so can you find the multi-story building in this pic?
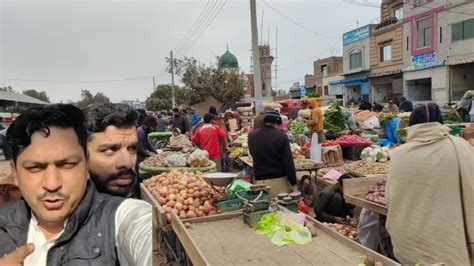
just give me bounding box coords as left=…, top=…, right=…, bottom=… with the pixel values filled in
left=401, top=0, right=474, bottom=105
left=312, top=56, right=343, bottom=96
left=401, top=0, right=447, bottom=104
left=330, top=24, right=376, bottom=106
left=369, top=0, right=404, bottom=104
left=439, top=0, right=474, bottom=102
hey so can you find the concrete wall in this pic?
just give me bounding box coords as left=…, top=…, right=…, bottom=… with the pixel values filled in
left=403, top=66, right=448, bottom=104
left=437, top=1, right=474, bottom=62
left=370, top=26, right=404, bottom=74
left=451, top=63, right=474, bottom=100
left=343, top=37, right=371, bottom=74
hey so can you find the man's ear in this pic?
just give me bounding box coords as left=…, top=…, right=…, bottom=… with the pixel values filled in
left=10, top=160, right=18, bottom=185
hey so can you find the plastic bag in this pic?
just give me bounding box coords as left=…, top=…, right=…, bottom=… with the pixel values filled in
left=270, top=220, right=312, bottom=246
left=382, top=117, right=400, bottom=146
left=256, top=212, right=312, bottom=246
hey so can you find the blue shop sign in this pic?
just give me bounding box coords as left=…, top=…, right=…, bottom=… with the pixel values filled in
left=402, top=61, right=444, bottom=72
left=300, top=85, right=306, bottom=97
left=343, top=25, right=370, bottom=45
left=411, top=52, right=436, bottom=64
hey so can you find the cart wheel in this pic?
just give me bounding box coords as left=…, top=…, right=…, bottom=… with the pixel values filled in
left=298, top=175, right=318, bottom=207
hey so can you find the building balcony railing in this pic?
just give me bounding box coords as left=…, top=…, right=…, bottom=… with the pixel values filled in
left=375, top=17, right=399, bottom=30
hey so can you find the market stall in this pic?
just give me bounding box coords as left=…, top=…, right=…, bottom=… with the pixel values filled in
left=168, top=208, right=399, bottom=265
left=343, top=175, right=388, bottom=216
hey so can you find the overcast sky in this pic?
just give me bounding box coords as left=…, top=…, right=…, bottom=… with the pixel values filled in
left=0, top=0, right=380, bottom=103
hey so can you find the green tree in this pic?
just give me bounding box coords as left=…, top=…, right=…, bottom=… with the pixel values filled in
left=167, top=56, right=245, bottom=106
left=76, top=89, right=110, bottom=108
left=145, top=84, right=187, bottom=111
left=0, top=86, right=15, bottom=92
left=22, top=89, right=50, bottom=103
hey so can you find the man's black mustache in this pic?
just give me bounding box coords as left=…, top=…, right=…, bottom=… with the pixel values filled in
left=106, top=169, right=136, bottom=183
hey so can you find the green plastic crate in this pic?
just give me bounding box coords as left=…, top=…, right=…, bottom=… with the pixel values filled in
left=216, top=198, right=243, bottom=212
left=216, top=193, right=269, bottom=212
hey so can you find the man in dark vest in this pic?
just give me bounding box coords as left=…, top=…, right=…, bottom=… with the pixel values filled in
left=0, top=104, right=151, bottom=265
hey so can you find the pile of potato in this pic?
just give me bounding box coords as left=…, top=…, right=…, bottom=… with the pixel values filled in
left=324, top=223, right=358, bottom=240
left=344, top=161, right=389, bottom=176
left=143, top=171, right=219, bottom=222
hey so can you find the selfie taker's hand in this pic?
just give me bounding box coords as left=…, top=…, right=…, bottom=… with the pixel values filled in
left=0, top=244, right=35, bottom=266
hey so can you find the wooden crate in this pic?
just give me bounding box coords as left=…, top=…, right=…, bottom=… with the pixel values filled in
left=321, top=145, right=344, bottom=167
left=169, top=209, right=399, bottom=266
left=343, top=175, right=388, bottom=216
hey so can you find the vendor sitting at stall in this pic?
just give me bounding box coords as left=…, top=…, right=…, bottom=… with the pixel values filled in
left=248, top=110, right=298, bottom=197
left=315, top=174, right=354, bottom=224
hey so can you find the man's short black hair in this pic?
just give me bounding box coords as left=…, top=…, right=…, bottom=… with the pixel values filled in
left=203, top=113, right=215, bottom=123
left=338, top=174, right=352, bottom=188
left=82, top=103, right=138, bottom=136
left=172, top=108, right=180, bottom=113
left=6, top=104, right=88, bottom=163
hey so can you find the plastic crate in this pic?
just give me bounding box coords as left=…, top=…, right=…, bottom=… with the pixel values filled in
left=342, top=146, right=366, bottom=161
left=217, top=192, right=269, bottom=212
left=216, top=198, right=243, bottom=212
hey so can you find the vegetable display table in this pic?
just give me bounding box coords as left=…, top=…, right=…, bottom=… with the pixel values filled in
left=169, top=211, right=399, bottom=265
left=139, top=160, right=216, bottom=176
left=342, top=176, right=388, bottom=216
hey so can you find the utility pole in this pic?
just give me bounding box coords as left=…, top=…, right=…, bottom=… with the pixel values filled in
left=170, top=51, right=176, bottom=108
left=153, top=76, right=156, bottom=91
left=250, top=0, right=262, bottom=99
left=275, top=27, right=278, bottom=92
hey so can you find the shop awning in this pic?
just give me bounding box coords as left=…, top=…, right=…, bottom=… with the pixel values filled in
left=0, top=91, right=49, bottom=105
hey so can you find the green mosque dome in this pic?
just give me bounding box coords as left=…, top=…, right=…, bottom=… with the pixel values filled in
left=218, top=50, right=239, bottom=70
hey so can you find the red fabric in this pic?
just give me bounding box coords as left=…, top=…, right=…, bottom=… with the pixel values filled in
left=192, top=124, right=227, bottom=159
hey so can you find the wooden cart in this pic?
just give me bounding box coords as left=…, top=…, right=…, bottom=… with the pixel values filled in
left=342, top=175, right=388, bottom=216
left=238, top=156, right=327, bottom=206
left=169, top=210, right=399, bottom=265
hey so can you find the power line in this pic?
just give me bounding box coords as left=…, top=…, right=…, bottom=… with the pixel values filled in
left=342, top=0, right=379, bottom=8
left=178, top=0, right=228, bottom=55
left=174, top=0, right=220, bottom=54
left=172, top=0, right=213, bottom=52
left=262, top=0, right=340, bottom=40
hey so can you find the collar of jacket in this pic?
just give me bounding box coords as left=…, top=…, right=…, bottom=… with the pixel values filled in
left=406, top=122, right=451, bottom=143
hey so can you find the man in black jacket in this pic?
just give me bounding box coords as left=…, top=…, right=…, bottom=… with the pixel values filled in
left=0, top=104, right=151, bottom=265
left=248, top=110, right=298, bottom=197
left=315, top=174, right=354, bottom=224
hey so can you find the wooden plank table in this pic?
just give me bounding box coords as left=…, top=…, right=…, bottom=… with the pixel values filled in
left=170, top=211, right=399, bottom=266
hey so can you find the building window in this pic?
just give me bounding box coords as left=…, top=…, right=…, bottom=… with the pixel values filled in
left=350, top=51, right=362, bottom=69
left=416, top=17, right=431, bottom=48
left=394, top=7, right=403, bottom=20
left=440, top=27, right=442, bottom=43
left=380, top=45, right=392, bottom=62
left=324, top=86, right=329, bottom=96
left=452, top=19, right=474, bottom=41
left=321, top=65, right=328, bottom=77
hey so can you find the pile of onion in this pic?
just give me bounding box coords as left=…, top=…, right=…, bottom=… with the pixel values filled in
left=365, top=180, right=386, bottom=206
left=144, top=170, right=219, bottom=222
